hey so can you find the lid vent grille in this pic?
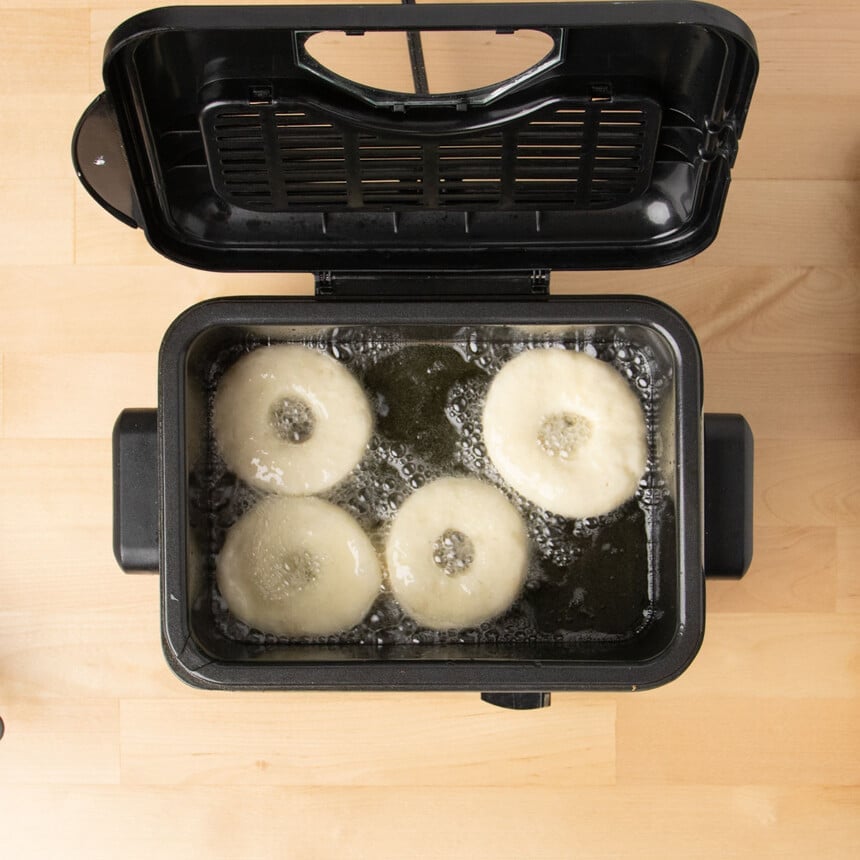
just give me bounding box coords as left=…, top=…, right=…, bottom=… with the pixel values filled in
left=203, top=100, right=657, bottom=213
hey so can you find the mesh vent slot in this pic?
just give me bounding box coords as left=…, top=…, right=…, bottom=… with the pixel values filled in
left=278, top=110, right=348, bottom=206
left=438, top=134, right=503, bottom=206
left=589, top=109, right=647, bottom=205
left=512, top=105, right=649, bottom=208
left=514, top=108, right=583, bottom=205
left=358, top=136, right=424, bottom=205
left=211, top=111, right=272, bottom=207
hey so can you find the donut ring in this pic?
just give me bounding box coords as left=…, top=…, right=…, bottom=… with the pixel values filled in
left=214, top=345, right=372, bottom=495
left=482, top=348, right=647, bottom=519
left=385, top=478, right=529, bottom=629
left=216, top=496, right=382, bottom=637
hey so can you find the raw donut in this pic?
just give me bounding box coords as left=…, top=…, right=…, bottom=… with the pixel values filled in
left=214, top=344, right=372, bottom=494
left=385, top=477, right=529, bottom=629
left=482, top=348, right=646, bottom=518
left=216, top=495, right=382, bottom=636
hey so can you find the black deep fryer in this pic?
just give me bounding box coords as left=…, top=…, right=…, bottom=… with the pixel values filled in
left=74, top=2, right=757, bottom=708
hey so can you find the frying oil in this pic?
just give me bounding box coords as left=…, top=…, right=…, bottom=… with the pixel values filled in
left=189, top=325, right=672, bottom=648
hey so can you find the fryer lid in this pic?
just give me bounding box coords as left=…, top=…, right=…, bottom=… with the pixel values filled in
left=73, top=2, right=758, bottom=273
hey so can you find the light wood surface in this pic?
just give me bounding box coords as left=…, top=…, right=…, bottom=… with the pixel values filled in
left=1, top=1, right=858, bottom=857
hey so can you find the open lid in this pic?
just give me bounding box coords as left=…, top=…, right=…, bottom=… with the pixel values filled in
left=73, top=2, right=757, bottom=273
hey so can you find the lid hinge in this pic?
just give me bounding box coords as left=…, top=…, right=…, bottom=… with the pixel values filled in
left=314, top=269, right=550, bottom=300
left=701, top=118, right=739, bottom=167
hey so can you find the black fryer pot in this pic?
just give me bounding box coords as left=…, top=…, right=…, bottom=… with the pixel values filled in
left=75, top=3, right=757, bottom=708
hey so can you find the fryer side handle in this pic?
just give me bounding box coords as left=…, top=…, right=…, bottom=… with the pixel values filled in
left=113, top=409, right=159, bottom=573
left=703, top=413, right=754, bottom=578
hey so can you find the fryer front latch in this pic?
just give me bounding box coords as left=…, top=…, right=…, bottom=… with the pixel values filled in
left=481, top=692, right=552, bottom=710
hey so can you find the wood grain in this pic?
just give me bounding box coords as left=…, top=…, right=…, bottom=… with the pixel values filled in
left=756, top=440, right=860, bottom=527
left=706, top=180, right=860, bottom=267
left=0, top=605, right=179, bottom=699
left=616, top=698, right=860, bottom=786
left=2, top=353, right=156, bottom=438
left=836, top=528, right=860, bottom=614
left=0, top=9, right=89, bottom=93
left=119, top=695, right=616, bottom=786
left=0, top=96, right=90, bottom=181
left=706, top=527, right=837, bottom=613
left=0, top=179, right=74, bottom=265
left=0, top=698, right=119, bottom=785
left=705, top=353, right=860, bottom=440
left=0, top=265, right=312, bottom=353
left=0, top=784, right=856, bottom=860
left=0, top=2, right=858, bottom=858
left=734, top=95, right=860, bottom=180
left=655, top=614, right=859, bottom=700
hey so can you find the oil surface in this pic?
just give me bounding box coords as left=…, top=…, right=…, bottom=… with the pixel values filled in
left=188, top=325, right=674, bottom=648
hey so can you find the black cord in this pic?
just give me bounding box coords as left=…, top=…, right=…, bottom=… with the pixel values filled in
left=401, top=0, right=429, bottom=94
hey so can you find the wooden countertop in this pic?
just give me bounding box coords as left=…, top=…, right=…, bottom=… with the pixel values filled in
left=1, top=2, right=857, bottom=857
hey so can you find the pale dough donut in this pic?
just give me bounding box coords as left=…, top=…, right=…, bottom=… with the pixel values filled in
left=482, top=348, right=647, bottom=519
left=385, top=478, right=529, bottom=629
left=214, top=345, right=372, bottom=494
left=216, top=495, right=382, bottom=636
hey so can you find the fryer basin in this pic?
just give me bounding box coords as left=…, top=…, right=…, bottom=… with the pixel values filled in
left=113, top=296, right=753, bottom=705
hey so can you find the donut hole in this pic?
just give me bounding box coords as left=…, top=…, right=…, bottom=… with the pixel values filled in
left=538, top=412, right=593, bottom=460
left=253, top=550, right=320, bottom=600
left=269, top=397, right=315, bottom=444
left=432, top=528, right=476, bottom=576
